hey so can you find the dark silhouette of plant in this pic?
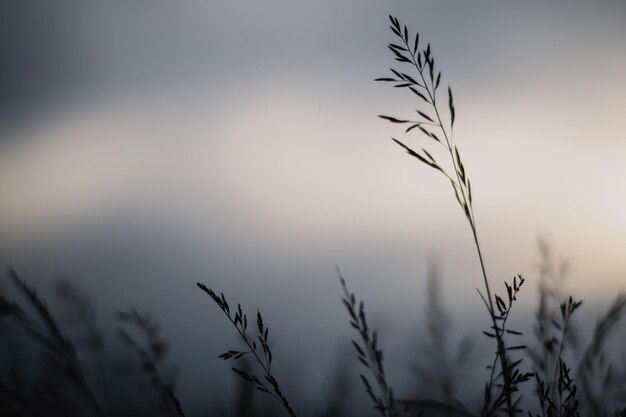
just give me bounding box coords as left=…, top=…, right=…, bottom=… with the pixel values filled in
left=529, top=242, right=580, bottom=390
left=54, top=278, right=105, bottom=355
left=233, top=357, right=256, bottom=417
left=340, top=266, right=484, bottom=417
left=530, top=296, right=583, bottom=417
left=479, top=276, right=533, bottom=416
left=117, top=308, right=185, bottom=417
left=1, top=268, right=103, bottom=417
left=338, top=269, right=398, bottom=417
left=197, top=282, right=297, bottom=417
left=375, top=15, right=528, bottom=416
left=527, top=245, right=586, bottom=417
left=576, top=294, right=626, bottom=416
left=529, top=242, right=626, bottom=416
left=411, top=262, right=473, bottom=408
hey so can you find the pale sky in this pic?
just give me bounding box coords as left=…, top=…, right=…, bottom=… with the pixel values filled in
left=1, top=0, right=625, bottom=409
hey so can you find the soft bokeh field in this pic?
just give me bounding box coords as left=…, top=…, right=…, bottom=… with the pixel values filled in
left=1, top=1, right=625, bottom=413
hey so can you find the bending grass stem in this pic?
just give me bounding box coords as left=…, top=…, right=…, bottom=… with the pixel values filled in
left=399, top=33, right=514, bottom=417
left=228, top=313, right=296, bottom=417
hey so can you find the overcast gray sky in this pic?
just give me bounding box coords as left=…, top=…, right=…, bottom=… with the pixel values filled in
left=1, top=0, right=625, bottom=411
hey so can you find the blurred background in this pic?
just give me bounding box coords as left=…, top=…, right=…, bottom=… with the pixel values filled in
left=1, top=1, right=625, bottom=415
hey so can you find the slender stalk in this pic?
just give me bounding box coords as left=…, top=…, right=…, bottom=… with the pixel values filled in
left=225, top=308, right=272, bottom=379
left=197, top=283, right=297, bottom=417
left=388, top=18, right=515, bottom=416
left=471, top=224, right=515, bottom=417
left=339, top=273, right=397, bottom=417
left=551, top=314, right=571, bottom=406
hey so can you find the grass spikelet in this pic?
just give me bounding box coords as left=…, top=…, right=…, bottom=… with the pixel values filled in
left=377, top=15, right=523, bottom=416
left=197, top=282, right=297, bottom=417
left=338, top=268, right=398, bottom=417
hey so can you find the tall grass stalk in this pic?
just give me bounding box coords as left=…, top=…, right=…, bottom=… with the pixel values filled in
left=377, top=15, right=516, bottom=415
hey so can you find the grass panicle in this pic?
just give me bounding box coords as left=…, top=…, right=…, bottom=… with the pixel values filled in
left=530, top=295, right=583, bottom=417
left=480, top=276, right=534, bottom=416
left=374, top=15, right=626, bottom=417
left=338, top=269, right=398, bottom=417
left=377, top=15, right=521, bottom=416
left=196, top=282, right=297, bottom=417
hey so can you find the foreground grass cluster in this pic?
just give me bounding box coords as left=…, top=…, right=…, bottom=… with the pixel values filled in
left=1, top=15, right=625, bottom=417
